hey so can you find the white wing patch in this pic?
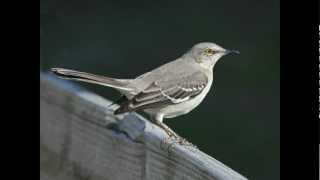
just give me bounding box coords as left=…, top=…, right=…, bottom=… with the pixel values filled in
left=160, top=90, right=190, bottom=103
left=160, top=84, right=206, bottom=104
left=178, top=84, right=205, bottom=92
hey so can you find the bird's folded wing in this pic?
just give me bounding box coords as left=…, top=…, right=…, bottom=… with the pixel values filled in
left=115, top=71, right=208, bottom=113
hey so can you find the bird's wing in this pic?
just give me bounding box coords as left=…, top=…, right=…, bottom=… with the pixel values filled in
left=114, top=71, right=208, bottom=114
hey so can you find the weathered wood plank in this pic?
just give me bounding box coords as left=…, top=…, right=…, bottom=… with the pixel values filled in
left=40, top=73, right=247, bottom=180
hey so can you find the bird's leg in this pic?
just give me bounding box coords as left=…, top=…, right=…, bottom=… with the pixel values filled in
left=155, top=120, right=181, bottom=152
left=152, top=114, right=179, bottom=138
left=155, top=120, right=179, bottom=138
left=156, top=120, right=197, bottom=149
left=153, top=114, right=197, bottom=149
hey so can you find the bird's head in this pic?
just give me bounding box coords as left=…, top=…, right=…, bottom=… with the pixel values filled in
left=186, top=42, right=239, bottom=69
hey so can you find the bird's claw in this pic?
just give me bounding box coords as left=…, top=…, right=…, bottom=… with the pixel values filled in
left=160, top=133, right=198, bottom=153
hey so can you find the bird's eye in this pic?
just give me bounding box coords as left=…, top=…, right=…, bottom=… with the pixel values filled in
left=204, top=48, right=214, bottom=55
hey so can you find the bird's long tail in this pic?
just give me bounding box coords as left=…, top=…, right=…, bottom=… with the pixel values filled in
left=50, top=68, right=134, bottom=92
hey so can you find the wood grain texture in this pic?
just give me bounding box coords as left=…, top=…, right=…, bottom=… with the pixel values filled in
left=40, top=73, right=247, bottom=180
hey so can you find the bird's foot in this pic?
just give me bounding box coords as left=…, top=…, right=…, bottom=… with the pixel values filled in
left=176, top=137, right=198, bottom=149
left=161, top=133, right=198, bottom=151
left=156, top=121, right=197, bottom=151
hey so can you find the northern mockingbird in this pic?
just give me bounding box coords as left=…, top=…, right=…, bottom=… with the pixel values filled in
left=51, top=42, right=239, bottom=141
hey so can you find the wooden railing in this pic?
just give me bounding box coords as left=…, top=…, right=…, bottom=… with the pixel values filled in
left=40, top=73, right=247, bottom=180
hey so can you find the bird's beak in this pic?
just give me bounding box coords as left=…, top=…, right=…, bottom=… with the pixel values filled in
left=224, top=49, right=240, bottom=55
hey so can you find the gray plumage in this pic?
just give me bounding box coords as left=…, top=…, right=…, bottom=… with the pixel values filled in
left=114, top=71, right=208, bottom=114
left=51, top=42, right=239, bottom=138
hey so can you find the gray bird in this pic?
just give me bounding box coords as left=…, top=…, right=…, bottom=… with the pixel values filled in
left=51, top=42, right=239, bottom=139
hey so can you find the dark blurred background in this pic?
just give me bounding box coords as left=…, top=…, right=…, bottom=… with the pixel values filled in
left=40, top=0, right=279, bottom=179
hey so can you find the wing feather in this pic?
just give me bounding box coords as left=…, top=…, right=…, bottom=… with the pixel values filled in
left=114, top=71, right=208, bottom=114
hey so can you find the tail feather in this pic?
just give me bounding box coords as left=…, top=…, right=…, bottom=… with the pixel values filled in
left=50, top=68, right=133, bottom=91
left=114, top=101, right=133, bottom=115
